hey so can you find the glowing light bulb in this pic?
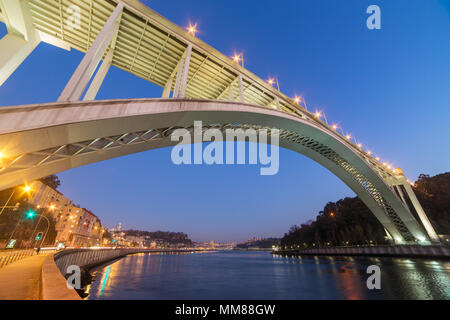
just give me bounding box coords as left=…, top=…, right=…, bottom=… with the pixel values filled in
left=187, top=23, right=198, bottom=36
left=232, top=53, right=242, bottom=64
left=332, top=124, right=338, bottom=130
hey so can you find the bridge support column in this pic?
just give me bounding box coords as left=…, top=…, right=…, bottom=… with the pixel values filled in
left=162, top=77, right=173, bottom=98
left=0, top=34, right=39, bottom=86
left=0, top=0, right=40, bottom=86
left=239, top=74, right=244, bottom=103
left=229, top=80, right=234, bottom=101
left=173, top=57, right=184, bottom=98
left=178, top=43, right=192, bottom=98
left=399, top=182, right=440, bottom=243
left=173, top=43, right=192, bottom=98
left=58, top=2, right=123, bottom=102
left=83, top=49, right=113, bottom=101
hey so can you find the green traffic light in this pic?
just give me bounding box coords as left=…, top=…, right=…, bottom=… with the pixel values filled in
left=27, top=210, right=36, bottom=218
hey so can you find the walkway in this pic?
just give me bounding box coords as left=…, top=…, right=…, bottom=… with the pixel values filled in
left=0, top=253, right=49, bottom=300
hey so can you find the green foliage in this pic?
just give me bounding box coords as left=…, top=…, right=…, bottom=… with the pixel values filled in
left=281, top=172, right=450, bottom=248
left=39, top=175, right=61, bottom=190
left=0, top=188, right=58, bottom=248
left=124, top=229, right=192, bottom=244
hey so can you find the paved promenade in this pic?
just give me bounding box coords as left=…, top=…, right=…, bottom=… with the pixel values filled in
left=0, top=253, right=49, bottom=300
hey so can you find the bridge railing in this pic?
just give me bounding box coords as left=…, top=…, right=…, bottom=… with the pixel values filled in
left=0, top=249, right=36, bottom=269
left=275, top=245, right=450, bottom=258
left=53, top=248, right=139, bottom=275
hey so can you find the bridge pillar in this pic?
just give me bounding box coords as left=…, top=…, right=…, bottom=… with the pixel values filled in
left=173, top=43, right=192, bottom=98
left=399, top=182, right=440, bottom=243
left=0, top=0, right=40, bottom=86
left=229, top=80, right=234, bottom=101
left=162, top=77, right=173, bottom=98
left=389, top=169, right=440, bottom=244
left=178, top=43, right=192, bottom=98
left=83, top=49, right=113, bottom=101
left=57, top=2, right=123, bottom=102
left=239, top=74, right=245, bottom=103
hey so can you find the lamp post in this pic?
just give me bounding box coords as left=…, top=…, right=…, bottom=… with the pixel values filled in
left=29, top=205, right=54, bottom=243
left=5, top=185, right=33, bottom=248
left=33, top=213, right=50, bottom=251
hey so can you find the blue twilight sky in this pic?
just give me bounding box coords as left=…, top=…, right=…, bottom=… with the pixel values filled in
left=0, top=0, right=449, bottom=242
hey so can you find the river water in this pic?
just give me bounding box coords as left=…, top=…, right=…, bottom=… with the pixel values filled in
left=86, top=251, right=449, bottom=300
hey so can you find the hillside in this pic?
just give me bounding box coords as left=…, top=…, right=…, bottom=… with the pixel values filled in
left=280, top=172, right=450, bottom=247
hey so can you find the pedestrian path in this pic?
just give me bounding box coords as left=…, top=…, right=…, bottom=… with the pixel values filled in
left=0, top=253, right=49, bottom=300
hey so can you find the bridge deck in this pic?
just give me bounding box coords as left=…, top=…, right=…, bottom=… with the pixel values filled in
left=0, top=0, right=395, bottom=179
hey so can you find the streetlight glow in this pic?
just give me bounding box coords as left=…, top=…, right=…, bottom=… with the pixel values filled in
left=187, top=23, right=198, bottom=36
left=27, top=210, right=36, bottom=218
left=232, top=53, right=243, bottom=66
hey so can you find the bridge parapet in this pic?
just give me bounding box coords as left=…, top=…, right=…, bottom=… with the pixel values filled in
left=53, top=248, right=138, bottom=274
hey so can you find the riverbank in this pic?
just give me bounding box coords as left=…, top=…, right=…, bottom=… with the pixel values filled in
left=274, top=245, right=450, bottom=260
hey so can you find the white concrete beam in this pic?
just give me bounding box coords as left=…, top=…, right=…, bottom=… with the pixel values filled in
left=238, top=74, right=244, bottom=103
left=0, top=33, right=39, bottom=86
left=216, top=76, right=237, bottom=101
left=83, top=48, right=113, bottom=101
left=162, top=77, right=173, bottom=98
left=58, top=3, right=123, bottom=102
left=164, top=48, right=187, bottom=98
left=0, top=0, right=40, bottom=86
left=0, top=0, right=35, bottom=40
left=401, top=182, right=440, bottom=243
left=178, top=43, right=192, bottom=98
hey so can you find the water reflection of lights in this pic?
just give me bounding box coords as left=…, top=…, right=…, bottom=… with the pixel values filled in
left=97, top=266, right=111, bottom=297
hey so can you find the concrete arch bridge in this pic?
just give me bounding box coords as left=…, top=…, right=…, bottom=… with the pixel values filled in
left=0, top=0, right=439, bottom=244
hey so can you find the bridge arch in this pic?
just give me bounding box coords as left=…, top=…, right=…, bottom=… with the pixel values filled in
left=0, top=98, right=438, bottom=244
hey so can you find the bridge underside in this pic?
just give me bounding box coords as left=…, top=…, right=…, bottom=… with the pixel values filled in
left=0, top=99, right=440, bottom=245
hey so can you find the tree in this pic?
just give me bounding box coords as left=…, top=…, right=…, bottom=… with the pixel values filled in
left=281, top=172, right=450, bottom=248
left=39, top=175, right=61, bottom=190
